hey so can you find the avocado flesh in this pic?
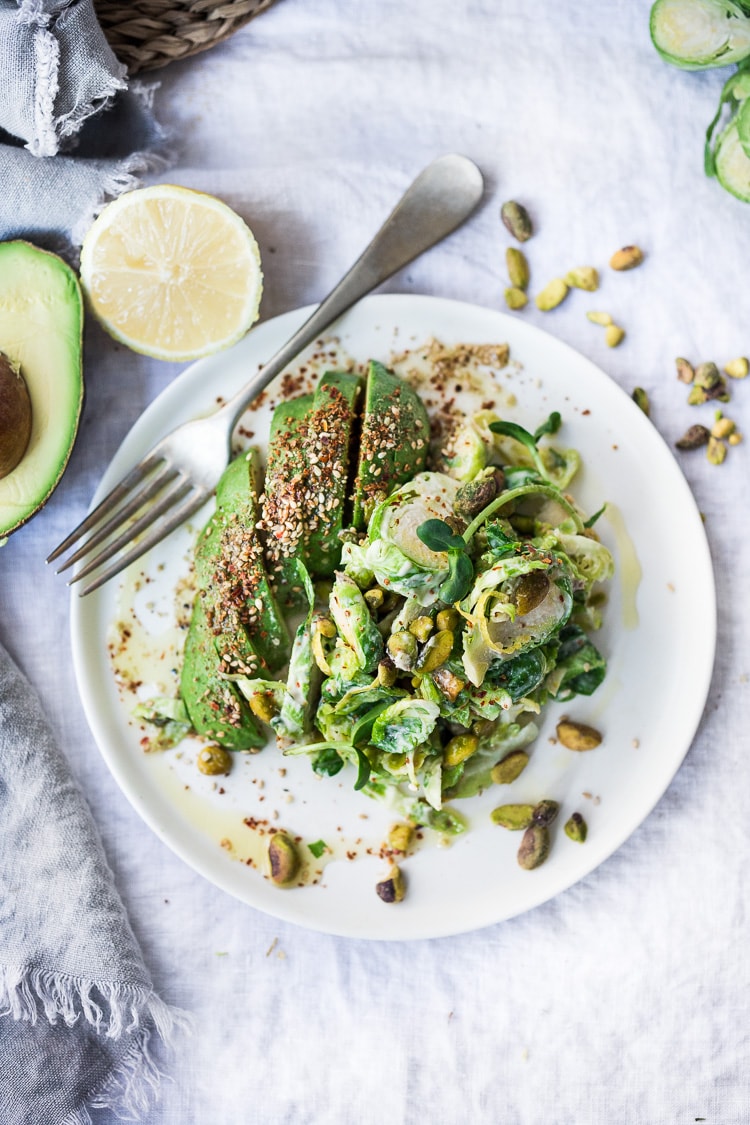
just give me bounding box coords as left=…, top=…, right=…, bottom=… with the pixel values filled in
left=180, top=593, right=265, bottom=750
left=0, top=241, right=83, bottom=536
left=194, top=449, right=290, bottom=675
left=351, top=360, right=430, bottom=530
left=261, top=372, right=362, bottom=593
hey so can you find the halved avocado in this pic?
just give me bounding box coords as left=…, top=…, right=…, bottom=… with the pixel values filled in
left=195, top=449, right=290, bottom=675
left=261, top=372, right=362, bottom=590
left=351, top=360, right=430, bottom=530
left=0, top=241, right=83, bottom=537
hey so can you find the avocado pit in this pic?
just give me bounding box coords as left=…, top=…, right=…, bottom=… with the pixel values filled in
left=0, top=352, right=32, bottom=480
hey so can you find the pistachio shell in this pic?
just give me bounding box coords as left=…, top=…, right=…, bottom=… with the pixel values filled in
left=587, top=310, right=613, bottom=326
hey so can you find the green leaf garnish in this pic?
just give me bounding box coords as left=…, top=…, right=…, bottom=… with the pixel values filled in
left=533, top=411, right=562, bottom=441
left=417, top=518, right=473, bottom=602
left=583, top=503, right=607, bottom=529
left=308, top=839, right=328, bottom=859
left=354, top=747, right=371, bottom=790
left=313, top=748, right=344, bottom=777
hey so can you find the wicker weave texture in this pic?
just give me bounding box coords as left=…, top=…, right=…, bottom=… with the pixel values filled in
left=95, top=0, right=277, bottom=73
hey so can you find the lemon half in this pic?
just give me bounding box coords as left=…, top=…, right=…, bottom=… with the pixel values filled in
left=80, top=185, right=263, bottom=362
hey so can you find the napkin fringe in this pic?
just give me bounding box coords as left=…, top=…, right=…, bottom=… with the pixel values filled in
left=18, top=0, right=128, bottom=157
left=1, top=963, right=191, bottom=1120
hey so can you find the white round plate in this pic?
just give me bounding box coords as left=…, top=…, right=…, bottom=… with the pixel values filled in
left=71, top=294, right=716, bottom=940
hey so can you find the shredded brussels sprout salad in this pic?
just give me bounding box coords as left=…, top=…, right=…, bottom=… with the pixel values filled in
left=136, top=361, right=614, bottom=851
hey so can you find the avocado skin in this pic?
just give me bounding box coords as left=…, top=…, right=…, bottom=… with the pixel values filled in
left=351, top=360, right=430, bottom=530
left=261, top=372, right=362, bottom=593
left=0, top=241, right=84, bottom=537
left=195, top=450, right=289, bottom=675
left=180, top=593, right=265, bottom=750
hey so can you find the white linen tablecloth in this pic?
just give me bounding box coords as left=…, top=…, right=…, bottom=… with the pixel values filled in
left=1, top=1, right=748, bottom=1120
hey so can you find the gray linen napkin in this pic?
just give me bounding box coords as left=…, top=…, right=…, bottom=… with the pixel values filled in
left=0, top=0, right=169, bottom=249
left=0, top=640, right=189, bottom=1124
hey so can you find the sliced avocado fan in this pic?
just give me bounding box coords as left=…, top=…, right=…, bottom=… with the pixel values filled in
left=182, top=450, right=289, bottom=749
left=351, top=360, right=430, bottom=530
left=261, top=371, right=362, bottom=594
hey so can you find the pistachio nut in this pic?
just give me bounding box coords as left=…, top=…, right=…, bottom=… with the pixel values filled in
left=364, top=587, right=384, bottom=611
left=725, top=356, right=749, bottom=379
left=711, top=416, right=735, bottom=439
left=417, top=628, right=454, bottom=673
left=565, top=266, right=599, bottom=292
left=376, top=864, right=406, bottom=903
left=443, top=733, right=479, bottom=767
left=556, top=718, right=602, bottom=751
left=729, top=431, right=743, bottom=445
left=609, top=245, right=644, bottom=271
left=316, top=616, right=337, bottom=638
left=500, top=199, right=533, bottom=242
left=431, top=665, right=466, bottom=702
left=196, top=744, right=233, bottom=776
left=506, top=247, right=530, bottom=290
left=517, top=824, right=550, bottom=870
left=675, top=357, right=695, bottom=384
left=435, top=607, right=460, bottom=632
left=246, top=691, right=279, bottom=724
left=455, top=472, right=502, bottom=522
left=490, top=803, right=536, bottom=830
left=386, top=630, right=418, bottom=671
left=605, top=324, right=625, bottom=348
left=564, top=812, right=588, bottom=843
left=505, top=286, right=528, bottom=311
left=535, top=278, right=569, bottom=312
left=632, top=387, right=650, bottom=416
left=686, top=385, right=708, bottom=406
left=377, top=657, right=398, bottom=688
left=490, top=749, right=530, bottom=785
left=675, top=424, right=710, bottom=451
left=268, top=832, right=300, bottom=886
left=706, top=437, right=727, bottom=465
left=531, top=799, right=560, bottom=827
left=408, top=615, right=434, bottom=643
left=586, top=310, right=613, bottom=326
left=388, top=822, right=415, bottom=854
left=512, top=571, right=550, bottom=616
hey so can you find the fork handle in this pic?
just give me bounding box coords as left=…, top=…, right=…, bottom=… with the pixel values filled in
left=221, top=153, right=483, bottom=428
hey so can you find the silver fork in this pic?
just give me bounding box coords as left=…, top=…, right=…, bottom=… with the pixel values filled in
left=48, top=153, right=484, bottom=595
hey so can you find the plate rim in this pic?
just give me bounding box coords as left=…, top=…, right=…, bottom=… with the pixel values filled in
left=70, top=292, right=717, bottom=940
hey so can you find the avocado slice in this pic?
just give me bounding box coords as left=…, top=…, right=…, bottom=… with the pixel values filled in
left=0, top=241, right=83, bottom=537
left=261, top=372, right=362, bottom=591
left=351, top=361, right=430, bottom=530
left=195, top=449, right=290, bottom=676
left=180, top=593, right=266, bottom=750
